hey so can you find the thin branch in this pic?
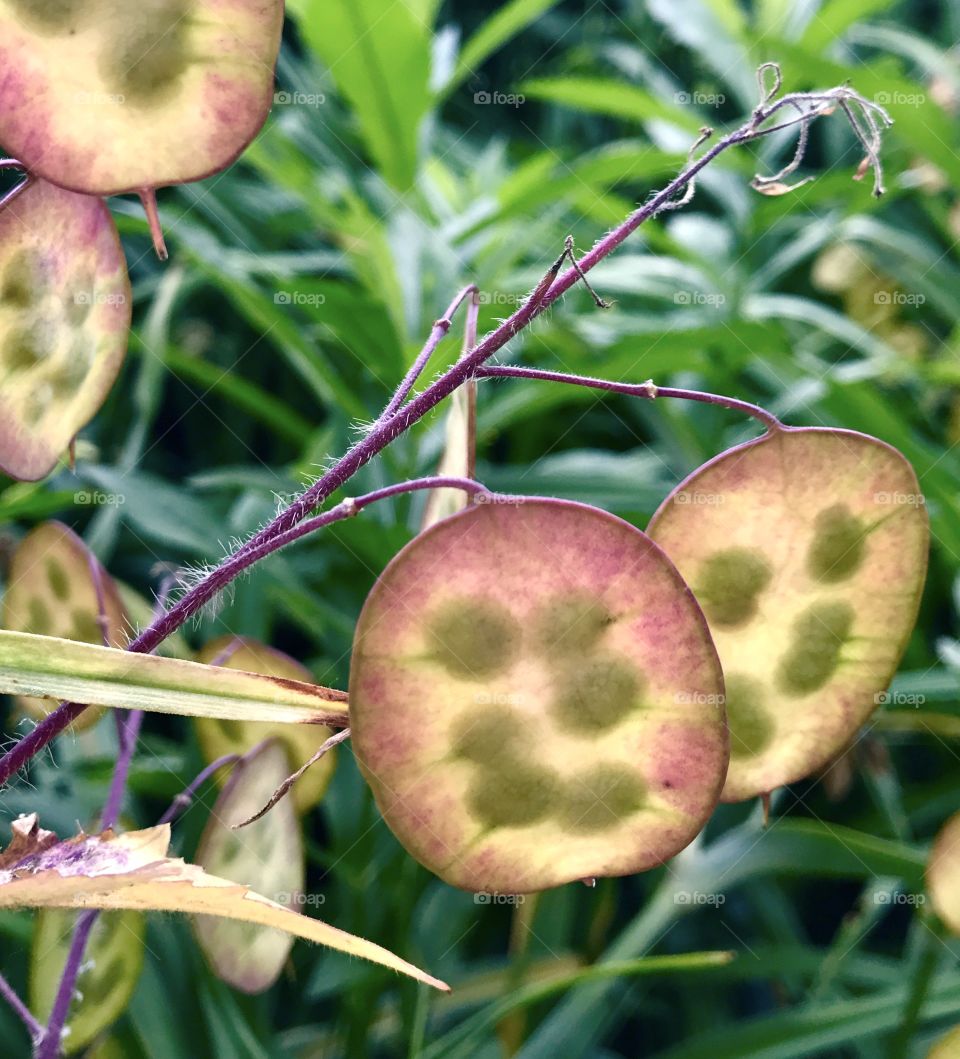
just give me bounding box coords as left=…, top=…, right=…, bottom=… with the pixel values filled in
left=34, top=912, right=97, bottom=1059
left=381, top=285, right=478, bottom=417
left=0, top=972, right=41, bottom=1044
left=157, top=753, right=242, bottom=826
left=474, top=366, right=783, bottom=432
left=234, top=728, right=351, bottom=828
left=0, top=67, right=893, bottom=785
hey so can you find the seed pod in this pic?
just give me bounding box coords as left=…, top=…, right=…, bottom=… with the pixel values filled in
left=0, top=178, right=130, bottom=480
left=194, top=637, right=337, bottom=814
left=0, top=1, right=285, bottom=197
left=193, top=738, right=304, bottom=993
left=648, top=427, right=929, bottom=802
left=3, top=520, right=127, bottom=731
left=349, top=498, right=727, bottom=894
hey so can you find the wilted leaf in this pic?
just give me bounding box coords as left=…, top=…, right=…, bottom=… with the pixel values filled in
left=349, top=499, right=727, bottom=894
left=0, top=814, right=448, bottom=991
left=0, top=629, right=349, bottom=726
left=31, top=906, right=145, bottom=1054
left=193, top=739, right=305, bottom=994
left=648, top=427, right=929, bottom=802
left=194, top=637, right=337, bottom=814
left=421, top=382, right=476, bottom=530
left=4, top=520, right=127, bottom=731
left=0, top=1, right=284, bottom=195
left=0, top=180, right=129, bottom=480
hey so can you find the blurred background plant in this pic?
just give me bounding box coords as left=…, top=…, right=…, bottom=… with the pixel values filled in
left=2, top=0, right=960, bottom=1056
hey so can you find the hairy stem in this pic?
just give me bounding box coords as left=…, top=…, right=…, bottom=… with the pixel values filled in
left=34, top=912, right=97, bottom=1059
left=474, top=366, right=783, bottom=432
left=0, top=72, right=887, bottom=788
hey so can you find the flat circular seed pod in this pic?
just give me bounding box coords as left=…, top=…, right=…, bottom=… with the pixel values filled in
left=0, top=0, right=285, bottom=196
left=0, top=178, right=130, bottom=480
left=194, top=637, right=337, bottom=814
left=928, top=812, right=960, bottom=936
left=193, top=738, right=304, bottom=994
left=3, top=520, right=128, bottom=731
left=349, top=499, right=727, bottom=894
left=648, top=427, right=929, bottom=803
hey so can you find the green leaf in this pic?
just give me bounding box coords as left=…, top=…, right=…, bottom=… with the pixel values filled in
left=0, top=630, right=349, bottom=726
left=288, top=0, right=432, bottom=190
left=442, top=0, right=563, bottom=96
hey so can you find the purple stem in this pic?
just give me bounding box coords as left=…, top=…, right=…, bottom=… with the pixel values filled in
left=34, top=912, right=97, bottom=1059
left=0, top=971, right=41, bottom=1044
left=157, top=753, right=242, bottom=826
left=474, top=366, right=783, bottom=432
left=0, top=80, right=864, bottom=787
left=382, top=285, right=478, bottom=418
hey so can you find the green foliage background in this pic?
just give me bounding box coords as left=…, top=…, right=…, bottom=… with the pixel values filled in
left=2, top=0, right=960, bottom=1055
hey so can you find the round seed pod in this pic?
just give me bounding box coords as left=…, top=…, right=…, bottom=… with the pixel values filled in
left=0, top=178, right=130, bottom=480
left=3, top=520, right=128, bottom=731
left=349, top=498, right=728, bottom=894
left=928, top=812, right=960, bottom=937
left=0, top=0, right=285, bottom=196
left=194, top=637, right=337, bottom=814
left=648, top=427, right=929, bottom=802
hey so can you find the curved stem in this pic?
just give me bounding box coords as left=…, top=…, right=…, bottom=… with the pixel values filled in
left=0, top=74, right=886, bottom=786
left=475, top=365, right=783, bottom=432
left=382, top=285, right=478, bottom=418
left=157, top=754, right=242, bottom=826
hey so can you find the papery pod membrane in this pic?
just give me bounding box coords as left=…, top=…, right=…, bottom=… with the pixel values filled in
left=349, top=499, right=727, bottom=894
left=928, top=812, right=960, bottom=936
left=0, top=179, right=130, bottom=479
left=3, top=520, right=127, bottom=730
left=0, top=1, right=285, bottom=196
left=647, top=427, right=929, bottom=803
left=193, top=738, right=304, bottom=993
left=194, top=637, right=337, bottom=813
left=30, top=906, right=144, bottom=1053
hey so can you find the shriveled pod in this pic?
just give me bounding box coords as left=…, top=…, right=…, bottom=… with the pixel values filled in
left=31, top=906, right=144, bottom=1053
left=3, top=520, right=128, bottom=731
left=648, top=427, right=928, bottom=803
left=349, top=499, right=728, bottom=894
left=193, top=739, right=304, bottom=993
left=0, top=1, right=285, bottom=216
left=194, top=637, right=337, bottom=814
left=0, top=178, right=130, bottom=480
